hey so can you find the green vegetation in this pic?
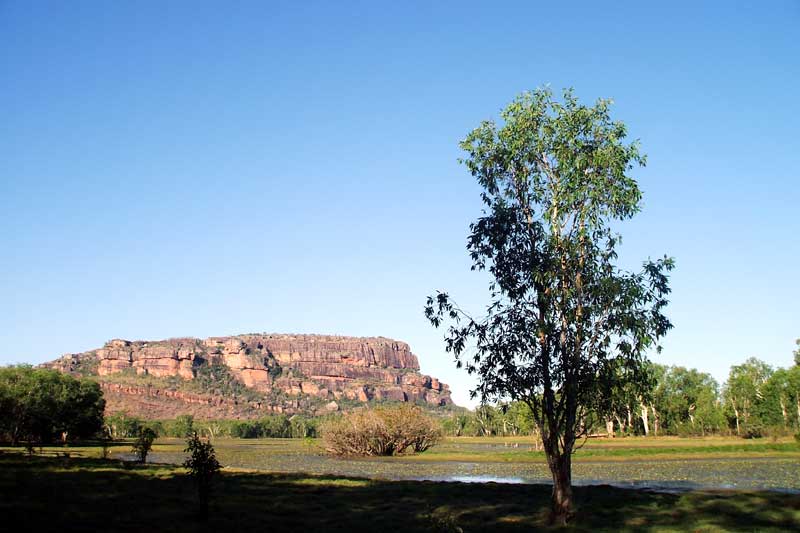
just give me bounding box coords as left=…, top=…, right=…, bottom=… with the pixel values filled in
left=98, top=360, right=269, bottom=404
left=0, top=365, right=105, bottom=445
left=438, top=353, right=800, bottom=441
left=192, top=358, right=264, bottom=402
left=426, top=87, right=674, bottom=522
left=5, top=436, right=798, bottom=489
left=1, top=451, right=797, bottom=532
left=173, top=414, right=195, bottom=438
left=131, top=427, right=156, bottom=463
left=71, top=353, right=100, bottom=377
left=105, top=412, right=325, bottom=440
left=183, top=433, right=221, bottom=519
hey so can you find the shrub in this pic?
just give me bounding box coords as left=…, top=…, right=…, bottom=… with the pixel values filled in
left=100, top=427, right=113, bottom=459
left=184, top=432, right=221, bottom=519
left=794, top=431, right=800, bottom=444
left=131, top=427, right=157, bottom=463
left=322, top=404, right=441, bottom=456
left=743, top=424, right=765, bottom=439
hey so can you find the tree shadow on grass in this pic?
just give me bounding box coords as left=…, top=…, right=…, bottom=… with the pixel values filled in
left=1, top=454, right=798, bottom=532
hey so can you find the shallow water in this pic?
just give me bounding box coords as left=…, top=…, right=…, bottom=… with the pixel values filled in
left=141, top=439, right=800, bottom=493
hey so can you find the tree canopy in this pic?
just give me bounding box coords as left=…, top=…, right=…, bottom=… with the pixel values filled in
left=0, top=365, right=105, bottom=445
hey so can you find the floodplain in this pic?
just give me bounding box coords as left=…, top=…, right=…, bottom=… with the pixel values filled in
left=3, top=435, right=798, bottom=531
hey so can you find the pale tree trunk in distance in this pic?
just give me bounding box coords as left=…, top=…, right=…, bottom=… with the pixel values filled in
left=797, top=393, right=800, bottom=427
left=640, top=402, right=649, bottom=436
left=651, top=404, right=660, bottom=436
left=605, top=418, right=614, bottom=438
left=743, top=399, right=750, bottom=426
left=779, top=397, right=787, bottom=427
left=732, top=400, right=740, bottom=436
left=626, top=405, right=632, bottom=433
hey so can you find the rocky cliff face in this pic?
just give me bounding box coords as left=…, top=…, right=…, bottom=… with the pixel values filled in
left=45, top=334, right=451, bottom=418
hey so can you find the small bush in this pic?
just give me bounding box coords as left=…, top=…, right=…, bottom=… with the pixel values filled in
left=743, top=424, right=764, bottom=439
left=184, top=432, right=221, bottom=520
left=100, top=428, right=113, bottom=459
left=794, top=431, right=800, bottom=444
left=131, top=427, right=156, bottom=463
left=322, top=404, right=441, bottom=456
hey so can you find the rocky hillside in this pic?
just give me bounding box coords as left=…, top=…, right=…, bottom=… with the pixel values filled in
left=44, top=334, right=452, bottom=419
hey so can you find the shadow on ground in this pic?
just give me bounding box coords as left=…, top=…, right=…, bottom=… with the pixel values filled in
left=1, top=453, right=798, bottom=532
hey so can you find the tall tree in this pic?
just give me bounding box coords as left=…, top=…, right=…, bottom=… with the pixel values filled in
left=764, top=368, right=792, bottom=428
left=657, top=366, right=722, bottom=435
left=425, top=88, right=673, bottom=523
left=724, top=357, right=773, bottom=435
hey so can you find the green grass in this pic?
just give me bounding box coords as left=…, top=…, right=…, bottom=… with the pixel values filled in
left=1, top=451, right=798, bottom=532
left=410, top=436, right=800, bottom=463
left=8, top=435, right=799, bottom=492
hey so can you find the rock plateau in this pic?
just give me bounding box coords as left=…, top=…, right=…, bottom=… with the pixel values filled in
left=44, top=334, right=452, bottom=419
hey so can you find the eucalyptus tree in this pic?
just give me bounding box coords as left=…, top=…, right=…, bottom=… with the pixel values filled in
left=658, top=366, right=723, bottom=435
left=724, top=357, right=773, bottom=435
left=764, top=368, right=793, bottom=428
left=425, top=88, right=673, bottom=523
left=761, top=344, right=800, bottom=429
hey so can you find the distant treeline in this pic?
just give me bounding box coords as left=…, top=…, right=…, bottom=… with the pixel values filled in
left=106, top=413, right=322, bottom=440
left=442, top=354, right=800, bottom=439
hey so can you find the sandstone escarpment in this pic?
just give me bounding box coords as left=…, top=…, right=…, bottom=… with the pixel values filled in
left=45, top=334, right=452, bottom=418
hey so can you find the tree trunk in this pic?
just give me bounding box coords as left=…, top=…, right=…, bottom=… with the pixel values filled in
left=796, top=396, right=800, bottom=428
left=605, top=418, right=614, bottom=438
left=640, top=402, right=649, bottom=436
left=651, top=404, right=660, bottom=437
left=779, top=398, right=787, bottom=427
left=547, top=452, right=573, bottom=525
left=626, top=405, right=632, bottom=433
left=614, top=414, right=625, bottom=434
left=732, top=402, right=740, bottom=436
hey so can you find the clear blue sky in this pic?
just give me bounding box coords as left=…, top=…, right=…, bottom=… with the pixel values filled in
left=2, top=1, right=798, bottom=407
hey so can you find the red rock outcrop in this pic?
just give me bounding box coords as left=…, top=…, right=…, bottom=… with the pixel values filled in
left=44, top=333, right=452, bottom=418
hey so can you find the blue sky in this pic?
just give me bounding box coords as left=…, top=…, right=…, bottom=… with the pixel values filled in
left=1, top=1, right=798, bottom=407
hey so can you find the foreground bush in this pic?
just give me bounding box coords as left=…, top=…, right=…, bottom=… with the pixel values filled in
left=322, top=405, right=441, bottom=456
left=184, top=432, right=221, bottom=519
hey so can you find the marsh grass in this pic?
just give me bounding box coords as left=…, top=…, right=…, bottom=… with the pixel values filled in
left=1, top=452, right=798, bottom=532
left=7, top=436, right=799, bottom=493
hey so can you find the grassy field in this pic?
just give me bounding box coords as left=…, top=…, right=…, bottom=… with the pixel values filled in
left=411, top=435, right=800, bottom=462
left=4, top=435, right=800, bottom=490
left=3, top=436, right=799, bottom=531
left=1, top=451, right=799, bottom=532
